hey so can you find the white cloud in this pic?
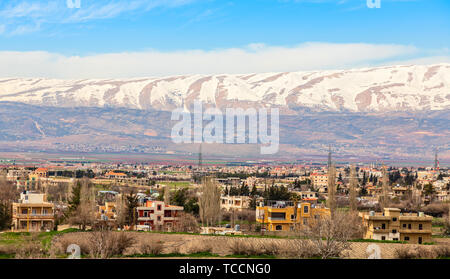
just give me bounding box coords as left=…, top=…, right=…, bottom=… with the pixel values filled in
left=0, top=0, right=198, bottom=35
left=0, top=42, right=427, bottom=78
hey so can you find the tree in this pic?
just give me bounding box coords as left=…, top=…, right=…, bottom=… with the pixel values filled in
left=250, top=184, right=258, bottom=196
left=327, top=163, right=337, bottom=217
left=239, top=183, right=250, bottom=196
left=68, top=180, right=96, bottom=230
left=349, top=165, right=358, bottom=212
left=263, top=185, right=291, bottom=201
left=124, top=191, right=139, bottom=229
left=67, top=180, right=82, bottom=213
left=293, top=211, right=359, bottom=259
left=173, top=212, right=200, bottom=233
left=0, top=203, right=11, bottom=231
left=0, top=176, right=18, bottom=230
left=379, top=166, right=390, bottom=209
left=163, top=186, right=171, bottom=205
left=198, top=176, right=221, bottom=227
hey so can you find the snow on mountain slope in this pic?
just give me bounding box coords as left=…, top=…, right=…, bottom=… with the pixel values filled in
left=0, top=64, right=449, bottom=112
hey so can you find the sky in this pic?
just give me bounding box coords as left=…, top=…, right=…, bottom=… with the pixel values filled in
left=0, top=0, right=449, bottom=78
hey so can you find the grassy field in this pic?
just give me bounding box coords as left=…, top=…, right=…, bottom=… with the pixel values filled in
left=160, top=181, right=192, bottom=188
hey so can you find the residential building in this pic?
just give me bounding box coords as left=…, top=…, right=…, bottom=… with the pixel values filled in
left=256, top=200, right=330, bottom=232
left=359, top=208, right=432, bottom=244
left=11, top=192, right=55, bottom=232
left=98, top=202, right=117, bottom=221
left=136, top=200, right=183, bottom=231
left=310, top=173, right=328, bottom=189
left=104, top=171, right=127, bottom=179
left=220, top=195, right=251, bottom=212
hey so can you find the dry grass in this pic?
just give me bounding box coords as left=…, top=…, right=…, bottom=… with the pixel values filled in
left=394, top=244, right=450, bottom=259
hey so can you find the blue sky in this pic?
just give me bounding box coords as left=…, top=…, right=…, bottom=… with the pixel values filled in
left=0, top=0, right=449, bottom=78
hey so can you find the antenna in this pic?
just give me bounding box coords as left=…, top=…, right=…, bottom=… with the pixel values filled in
left=434, top=148, right=439, bottom=171
left=328, top=144, right=332, bottom=168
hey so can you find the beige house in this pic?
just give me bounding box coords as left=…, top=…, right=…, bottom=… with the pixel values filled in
left=220, top=195, right=251, bottom=211
left=11, top=192, right=55, bottom=232
left=359, top=208, right=432, bottom=244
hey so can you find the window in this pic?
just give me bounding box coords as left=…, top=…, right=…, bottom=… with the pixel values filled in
left=404, top=236, right=410, bottom=241
left=381, top=223, right=386, bottom=229
left=392, top=229, right=397, bottom=233
left=418, top=237, right=422, bottom=244
left=290, top=214, right=295, bottom=220
left=402, top=224, right=406, bottom=228
left=303, top=206, right=309, bottom=214
left=393, top=238, right=398, bottom=241
left=157, top=205, right=162, bottom=211
left=419, top=224, right=423, bottom=230
left=157, top=216, right=161, bottom=221
left=408, top=224, right=412, bottom=229
left=275, top=225, right=282, bottom=231
left=392, top=218, right=397, bottom=222
left=381, top=236, right=386, bottom=240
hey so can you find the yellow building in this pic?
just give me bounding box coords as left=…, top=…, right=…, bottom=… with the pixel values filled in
left=256, top=200, right=330, bottom=232
left=359, top=208, right=432, bottom=244
left=98, top=202, right=117, bottom=221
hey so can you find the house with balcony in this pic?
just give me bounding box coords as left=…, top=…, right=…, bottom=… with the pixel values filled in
left=136, top=200, right=183, bottom=231
left=11, top=191, right=55, bottom=232
left=359, top=208, right=432, bottom=244
left=220, top=195, right=252, bottom=212
left=256, top=200, right=330, bottom=232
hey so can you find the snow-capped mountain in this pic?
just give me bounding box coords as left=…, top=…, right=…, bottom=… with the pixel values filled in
left=0, top=64, right=449, bottom=112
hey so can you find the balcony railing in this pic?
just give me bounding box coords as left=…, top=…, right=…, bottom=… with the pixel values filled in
left=268, top=217, right=286, bottom=221
left=14, top=214, right=54, bottom=219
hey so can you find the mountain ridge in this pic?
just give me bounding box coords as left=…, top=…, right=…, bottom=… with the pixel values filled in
left=1, top=63, right=449, bottom=113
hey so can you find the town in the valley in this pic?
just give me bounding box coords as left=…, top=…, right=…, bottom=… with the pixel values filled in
left=0, top=149, right=449, bottom=259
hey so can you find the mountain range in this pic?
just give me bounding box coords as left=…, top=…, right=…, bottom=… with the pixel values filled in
left=1, top=64, right=449, bottom=113
left=0, top=64, right=449, bottom=163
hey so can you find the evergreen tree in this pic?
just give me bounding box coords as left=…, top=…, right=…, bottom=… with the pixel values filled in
left=125, top=192, right=139, bottom=227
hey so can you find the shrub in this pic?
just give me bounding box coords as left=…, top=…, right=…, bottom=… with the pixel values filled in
left=227, top=239, right=281, bottom=257
left=187, top=242, right=213, bottom=254
left=394, top=246, right=437, bottom=259
left=434, top=245, right=450, bottom=258
left=15, top=241, right=45, bottom=259
left=139, top=241, right=164, bottom=255
left=87, top=231, right=135, bottom=258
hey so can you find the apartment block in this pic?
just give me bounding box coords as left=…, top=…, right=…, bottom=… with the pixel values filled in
left=136, top=200, right=183, bottom=231
left=220, top=195, right=251, bottom=212
left=256, top=200, right=330, bottom=232
left=359, top=208, right=432, bottom=244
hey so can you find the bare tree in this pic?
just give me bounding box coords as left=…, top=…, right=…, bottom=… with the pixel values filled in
left=327, top=163, right=337, bottom=217
left=294, top=211, right=356, bottom=259
left=87, top=228, right=134, bottom=259
left=198, top=176, right=221, bottom=227
left=173, top=212, right=200, bottom=233
left=0, top=176, right=18, bottom=203
left=349, top=165, right=358, bottom=212
left=114, top=194, right=127, bottom=229
left=164, top=186, right=171, bottom=205
left=379, top=165, right=390, bottom=210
